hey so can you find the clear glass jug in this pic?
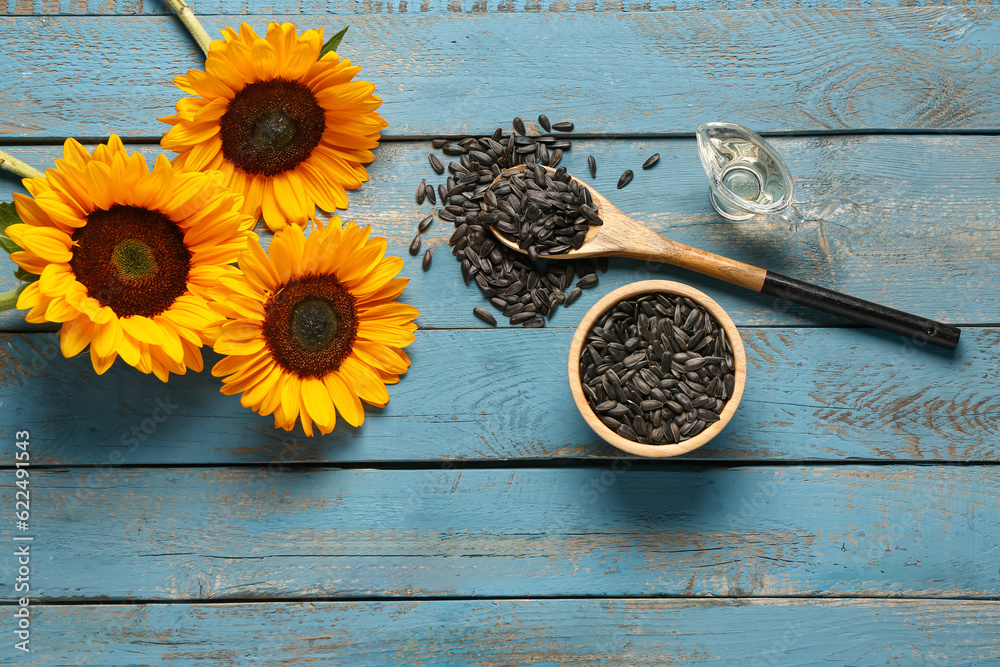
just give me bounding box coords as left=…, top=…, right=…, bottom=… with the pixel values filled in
left=696, top=122, right=803, bottom=230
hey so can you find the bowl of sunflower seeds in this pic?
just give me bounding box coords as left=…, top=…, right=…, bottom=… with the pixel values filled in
left=568, top=280, right=747, bottom=457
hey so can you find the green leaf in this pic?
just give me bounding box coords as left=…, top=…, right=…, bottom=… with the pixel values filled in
left=0, top=201, right=24, bottom=255
left=0, top=283, right=27, bottom=312
left=14, top=267, right=38, bottom=284
left=319, top=26, right=348, bottom=60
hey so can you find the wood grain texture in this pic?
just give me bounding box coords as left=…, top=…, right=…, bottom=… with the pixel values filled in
left=0, top=466, right=996, bottom=601
left=3, top=598, right=999, bottom=666
left=2, top=325, right=996, bottom=464
left=8, top=0, right=995, bottom=16
left=1, top=135, right=998, bottom=330
left=1, top=9, right=999, bottom=138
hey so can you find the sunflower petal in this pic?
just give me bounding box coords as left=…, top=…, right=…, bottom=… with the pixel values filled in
left=324, top=371, right=364, bottom=427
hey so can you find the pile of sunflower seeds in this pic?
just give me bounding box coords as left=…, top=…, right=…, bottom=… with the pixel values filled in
left=579, top=292, right=736, bottom=444
left=489, top=165, right=602, bottom=260
left=417, top=118, right=607, bottom=327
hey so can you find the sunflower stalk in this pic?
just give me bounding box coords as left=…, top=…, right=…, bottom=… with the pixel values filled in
left=165, top=0, right=213, bottom=56
left=0, top=150, right=43, bottom=180
left=0, top=283, right=26, bottom=312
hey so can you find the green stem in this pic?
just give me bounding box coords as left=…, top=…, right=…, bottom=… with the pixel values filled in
left=0, top=283, right=27, bottom=312
left=164, top=0, right=212, bottom=56
left=0, top=150, right=44, bottom=180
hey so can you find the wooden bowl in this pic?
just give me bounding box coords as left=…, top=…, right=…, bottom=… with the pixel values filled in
left=567, top=280, right=747, bottom=458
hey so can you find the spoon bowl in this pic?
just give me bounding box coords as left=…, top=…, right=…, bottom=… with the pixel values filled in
left=486, top=164, right=608, bottom=258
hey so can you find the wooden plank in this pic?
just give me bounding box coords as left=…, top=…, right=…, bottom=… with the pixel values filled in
left=1, top=10, right=998, bottom=138
left=7, top=0, right=991, bottom=17
left=4, top=598, right=999, bottom=665
left=2, top=135, right=998, bottom=331
left=0, top=466, right=996, bottom=601
left=1, top=326, right=997, bottom=464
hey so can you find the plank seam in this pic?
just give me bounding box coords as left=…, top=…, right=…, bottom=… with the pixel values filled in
left=5, top=460, right=1000, bottom=471
left=5, top=128, right=1000, bottom=147
left=6, top=594, right=1000, bottom=606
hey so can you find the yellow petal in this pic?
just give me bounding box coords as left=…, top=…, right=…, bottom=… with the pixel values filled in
left=324, top=371, right=364, bottom=427
left=339, top=355, right=391, bottom=405
left=89, top=345, right=116, bottom=375
left=93, top=317, right=124, bottom=358
left=60, top=317, right=97, bottom=358
left=214, top=336, right=266, bottom=356
left=280, top=373, right=301, bottom=423
left=301, top=377, right=335, bottom=431
left=7, top=225, right=73, bottom=263
left=120, top=316, right=166, bottom=345
left=251, top=38, right=280, bottom=81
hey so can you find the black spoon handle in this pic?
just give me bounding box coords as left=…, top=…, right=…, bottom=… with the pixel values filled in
left=760, top=272, right=961, bottom=350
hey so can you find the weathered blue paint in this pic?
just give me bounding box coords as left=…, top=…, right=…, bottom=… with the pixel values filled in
left=0, top=466, right=996, bottom=601
left=2, top=10, right=999, bottom=139
left=0, top=327, right=996, bottom=464
left=4, top=599, right=1000, bottom=665
left=2, top=135, right=998, bottom=330
left=0, top=3, right=997, bottom=662
left=7, top=0, right=989, bottom=16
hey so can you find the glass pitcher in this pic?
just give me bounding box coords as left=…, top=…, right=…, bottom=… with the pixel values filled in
left=696, top=122, right=803, bottom=230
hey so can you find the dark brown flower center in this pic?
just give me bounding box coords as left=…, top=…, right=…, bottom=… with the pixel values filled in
left=219, top=78, right=326, bottom=177
left=262, top=273, right=358, bottom=378
left=70, top=205, right=192, bottom=318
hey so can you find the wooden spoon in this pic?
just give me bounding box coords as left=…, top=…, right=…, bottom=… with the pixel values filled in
left=487, top=165, right=960, bottom=350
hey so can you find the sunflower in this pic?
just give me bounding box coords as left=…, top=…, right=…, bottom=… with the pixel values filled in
left=7, top=135, right=256, bottom=380
left=208, top=218, right=417, bottom=435
left=160, top=22, right=388, bottom=233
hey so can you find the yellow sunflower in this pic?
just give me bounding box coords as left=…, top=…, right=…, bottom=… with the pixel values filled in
left=160, top=22, right=388, bottom=233
left=208, top=218, right=418, bottom=436
left=8, top=135, right=256, bottom=380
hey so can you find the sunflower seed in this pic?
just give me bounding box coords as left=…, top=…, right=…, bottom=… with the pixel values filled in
left=513, top=117, right=526, bottom=134
left=418, top=215, right=434, bottom=233
left=552, top=121, right=574, bottom=132
left=579, top=291, right=736, bottom=445
left=588, top=155, right=597, bottom=178
left=577, top=274, right=599, bottom=289
left=486, top=166, right=601, bottom=257
left=425, top=184, right=437, bottom=204
left=422, top=249, right=432, bottom=270
left=449, top=224, right=469, bottom=245
left=429, top=154, right=445, bottom=174
left=642, top=153, right=660, bottom=170
left=617, top=169, right=633, bottom=189
left=473, top=307, right=497, bottom=326
left=409, top=234, right=422, bottom=256
left=537, top=114, right=551, bottom=132
left=617, top=424, right=638, bottom=440
left=416, top=179, right=427, bottom=204
left=425, top=129, right=595, bottom=328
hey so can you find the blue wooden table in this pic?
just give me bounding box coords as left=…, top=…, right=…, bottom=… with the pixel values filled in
left=1, top=1, right=999, bottom=664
